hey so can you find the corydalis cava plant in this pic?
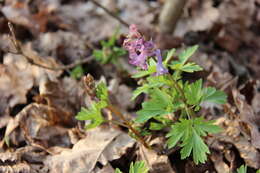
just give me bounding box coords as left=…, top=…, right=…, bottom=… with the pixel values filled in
left=76, top=25, right=227, bottom=165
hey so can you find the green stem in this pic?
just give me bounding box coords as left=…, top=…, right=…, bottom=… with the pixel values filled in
left=167, top=74, right=195, bottom=119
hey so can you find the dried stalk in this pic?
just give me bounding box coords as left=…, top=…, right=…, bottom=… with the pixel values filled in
left=159, top=0, right=187, bottom=34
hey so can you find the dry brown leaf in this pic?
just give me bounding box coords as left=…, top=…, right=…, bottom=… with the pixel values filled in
left=2, top=2, right=38, bottom=33
left=0, top=146, right=48, bottom=173
left=214, top=115, right=260, bottom=169
left=0, top=44, right=61, bottom=114
left=93, top=163, right=115, bottom=173
left=233, top=90, right=260, bottom=150
left=34, top=31, right=89, bottom=63
left=138, top=137, right=175, bottom=173
left=218, top=0, right=255, bottom=28
left=36, top=78, right=85, bottom=126
left=2, top=1, right=65, bottom=34
left=44, top=126, right=135, bottom=173
left=251, top=80, right=260, bottom=114
left=210, top=152, right=230, bottom=173
left=4, top=103, right=72, bottom=148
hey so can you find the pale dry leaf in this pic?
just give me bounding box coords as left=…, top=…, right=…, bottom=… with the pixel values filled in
left=44, top=126, right=134, bottom=173
left=98, top=132, right=135, bottom=165
left=138, top=137, right=175, bottom=173
left=175, top=1, right=219, bottom=36
left=2, top=2, right=39, bottom=33
left=218, top=0, right=255, bottom=28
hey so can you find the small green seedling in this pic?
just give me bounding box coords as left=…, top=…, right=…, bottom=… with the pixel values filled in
left=70, top=65, right=85, bottom=79
left=236, top=165, right=247, bottom=173
left=93, top=28, right=126, bottom=65
left=115, top=161, right=149, bottom=173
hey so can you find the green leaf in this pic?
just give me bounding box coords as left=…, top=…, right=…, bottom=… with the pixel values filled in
left=167, top=117, right=221, bottom=164
left=169, top=45, right=201, bottom=73
left=202, top=87, right=227, bottom=104
left=96, top=82, right=108, bottom=102
left=149, top=122, right=165, bottom=130
left=179, top=45, right=198, bottom=65
left=131, top=59, right=157, bottom=78
left=75, top=101, right=107, bottom=129
left=70, top=65, right=85, bottom=79
left=131, top=75, right=171, bottom=100
left=181, top=63, right=203, bottom=73
left=114, top=168, right=123, bottom=173
left=256, top=169, right=260, bottom=173
left=129, top=161, right=149, bottom=173
left=164, top=48, right=176, bottom=64
left=135, top=88, right=173, bottom=123
left=93, top=50, right=105, bottom=62
left=236, top=165, right=247, bottom=173
left=184, top=79, right=203, bottom=105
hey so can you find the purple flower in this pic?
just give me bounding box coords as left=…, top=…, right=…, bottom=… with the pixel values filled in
left=155, top=49, right=168, bottom=75
left=123, top=24, right=168, bottom=75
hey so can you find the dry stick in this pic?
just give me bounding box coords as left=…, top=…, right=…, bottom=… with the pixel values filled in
left=7, top=22, right=93, bottom=71
left=88, top=0, right=129, bottom=28
left=159, top=0, right=188, bottom=34
left=107, top=105, right=151, bottom=149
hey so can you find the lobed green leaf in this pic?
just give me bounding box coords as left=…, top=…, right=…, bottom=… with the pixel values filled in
left=167, top=117, right=221, bottom=164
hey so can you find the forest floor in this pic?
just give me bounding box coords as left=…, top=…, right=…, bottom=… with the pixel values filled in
left=0, top=0, right=259, bottom=172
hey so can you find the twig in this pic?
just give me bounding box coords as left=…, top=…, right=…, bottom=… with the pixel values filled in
left=88, top=0, right=129, bottom=28
left=7, top=22, right=93, bottom=71
left=107, top=105, right=151, bottom=149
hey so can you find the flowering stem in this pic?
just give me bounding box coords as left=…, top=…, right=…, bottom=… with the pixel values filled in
left=167, top=74, right=195, bottom=119
left=107, top=105, right=151, bottom=149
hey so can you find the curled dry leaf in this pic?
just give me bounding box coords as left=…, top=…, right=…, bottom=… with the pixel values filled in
left=36, top=77, right=85, bottom=126
left=44, top=126, right=135, bottom=173
left=4, top=103, right=71, bottom=148
left=233, top=90, right=260, bottom=150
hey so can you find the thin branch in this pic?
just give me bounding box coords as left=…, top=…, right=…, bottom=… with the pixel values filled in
left=7, top=22, right=93, bottom=71
left=107, top=105, right=151, bottom=149
left=88, top=0, right=129, bottom=28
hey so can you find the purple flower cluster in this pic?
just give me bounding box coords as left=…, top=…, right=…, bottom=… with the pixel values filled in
left=123, top=24, right=168, bottom=75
